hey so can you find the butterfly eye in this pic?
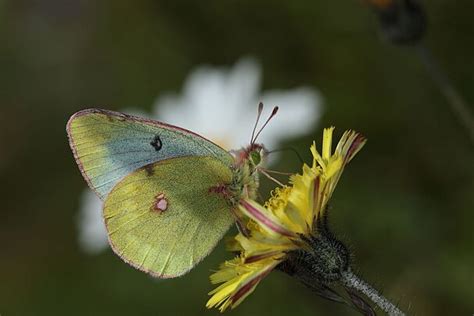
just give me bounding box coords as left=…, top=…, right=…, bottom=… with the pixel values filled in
left=250, top=150, right=261, bottom=166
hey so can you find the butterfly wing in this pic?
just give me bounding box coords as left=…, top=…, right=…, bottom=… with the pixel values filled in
left=67, top=108, right=233, bottom=199
left=103, top=155, right=235, bottom=278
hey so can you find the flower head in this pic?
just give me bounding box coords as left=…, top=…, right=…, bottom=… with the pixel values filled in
left=206, top=127, right=366, bottom=312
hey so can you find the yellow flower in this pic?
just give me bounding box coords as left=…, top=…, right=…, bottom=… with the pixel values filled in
left=206, top=127, right=366, bottom=312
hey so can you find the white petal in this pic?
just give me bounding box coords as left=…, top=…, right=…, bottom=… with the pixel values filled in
left=225, top=57, right=261, bottom=109
left=154, top=68, right=232, bottom=139
left=153, top=92, right=195, bottom=128
left=257, top=87, right=323, bottom=150
left=76, top=190, right=109, bottom=254
left=153, top=58, right=264, bottom=149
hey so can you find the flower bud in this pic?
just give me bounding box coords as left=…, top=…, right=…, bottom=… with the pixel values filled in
left=368, top=0, right=426, bottom=45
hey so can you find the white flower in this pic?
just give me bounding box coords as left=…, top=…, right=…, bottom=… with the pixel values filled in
left=76, top=57, right=323, bottom=254
left=154, top=57, right=322, bottom=151
left=76, top=190, right=109, bottom=254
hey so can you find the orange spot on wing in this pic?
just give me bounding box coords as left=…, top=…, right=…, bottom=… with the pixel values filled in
left=151, top=193, right=168, bottom=214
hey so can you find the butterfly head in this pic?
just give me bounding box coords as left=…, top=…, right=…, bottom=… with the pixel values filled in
left=243, top=102, right=278, bottom=168
left=247, top=143, right=266, bottom=168
left=232, top=143, right=266, bottom=168
left=227, top=104, right=277, bottom=201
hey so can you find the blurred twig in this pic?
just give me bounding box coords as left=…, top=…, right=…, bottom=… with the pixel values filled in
left=367, top=0, right=474, bottom=146
left=415, top=43, right=474, bottom=145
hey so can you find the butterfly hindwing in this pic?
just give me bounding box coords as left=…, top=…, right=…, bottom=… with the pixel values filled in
left=67, top=109, right=233, bottom=199
left=103, top=156, right=235, bottom=278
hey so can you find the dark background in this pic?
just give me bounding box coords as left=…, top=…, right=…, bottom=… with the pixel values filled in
left=1, top=1, right=473, bottom=315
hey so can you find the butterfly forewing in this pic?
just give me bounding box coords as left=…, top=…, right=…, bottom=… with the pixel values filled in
left=67, top=109, right=233, bottom=199
left=103, top=156, right=235, bottom=278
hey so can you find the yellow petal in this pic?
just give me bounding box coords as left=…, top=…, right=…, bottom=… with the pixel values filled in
left=324, top=155, right=343, bottom=180
left=239, top=200, right=296, bottom=238
left=322, top=126, right=335, bottom=160
left=311, top=142, right=326, bottom=170
left=207, top=258, right=281, bottom=312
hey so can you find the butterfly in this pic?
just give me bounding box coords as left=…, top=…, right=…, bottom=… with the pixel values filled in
left=66, top=103, right=278, bottom=278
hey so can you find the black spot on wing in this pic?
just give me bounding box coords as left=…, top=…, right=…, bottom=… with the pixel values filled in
left=144, top=164, right=155, bottom=176
left=150, top=134, right=162, bottom=151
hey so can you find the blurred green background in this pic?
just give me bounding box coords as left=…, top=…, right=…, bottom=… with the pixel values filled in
left=1, top=0, right=473, bottom=315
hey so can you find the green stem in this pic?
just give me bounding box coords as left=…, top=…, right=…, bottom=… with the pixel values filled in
left=341, top=270, right=405, bottom=316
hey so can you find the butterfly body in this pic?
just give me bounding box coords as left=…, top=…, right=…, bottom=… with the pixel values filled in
left=67, top=108, right=266, bottom=277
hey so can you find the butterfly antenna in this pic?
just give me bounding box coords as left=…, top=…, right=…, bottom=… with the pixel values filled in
left=250, top=102, right=265, bottom=145
left=259, top=168, right=293, bottom=176
left=259, top=168, right=285, bottom=187
left=253, top=106, right=279, bottom=144
left=268, top=147, right=304, bottom=164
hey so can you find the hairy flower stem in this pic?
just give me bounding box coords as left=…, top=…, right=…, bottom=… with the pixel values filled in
left=341, top=270, right=405, bottom=316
